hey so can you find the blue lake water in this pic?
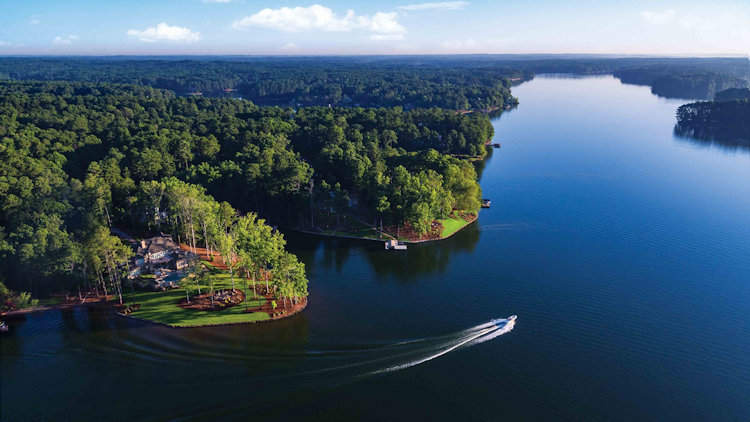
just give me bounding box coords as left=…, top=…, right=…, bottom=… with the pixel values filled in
left=2, top=74, right=749, bottom=421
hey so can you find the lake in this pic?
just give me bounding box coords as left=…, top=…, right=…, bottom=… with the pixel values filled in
left=2, top=75, right=749, bottom=421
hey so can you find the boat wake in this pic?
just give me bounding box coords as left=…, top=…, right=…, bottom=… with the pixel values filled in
left=4, top=314, right=517, bottom=420
left=364, top=316, right=516, bottom=376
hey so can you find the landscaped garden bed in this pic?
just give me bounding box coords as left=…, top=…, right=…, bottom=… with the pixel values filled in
left=177, top=289, right=245, bottom=311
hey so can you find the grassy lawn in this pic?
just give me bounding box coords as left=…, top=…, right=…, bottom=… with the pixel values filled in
left=440, top=217, right=470, bottom=238
left=128, top=266, right=269, bottom=327
left=38, top=296, right=65, bottom=306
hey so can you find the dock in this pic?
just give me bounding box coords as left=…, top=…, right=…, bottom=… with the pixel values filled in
left=385, top=239, right=408, bottom=250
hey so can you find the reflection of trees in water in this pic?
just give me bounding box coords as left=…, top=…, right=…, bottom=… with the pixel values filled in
left=475, top=153, right=489, bottom=180
left=200, top=312, right=310, bottom=349
left=475, top=110, right=514, bottom=179
left=674, top=126, right=750, bottom=153
left=283, top=232, right=355, bottom=274
left=364, top=224, right=480, bottom=282
left=283, top=225, right=480, bottom=283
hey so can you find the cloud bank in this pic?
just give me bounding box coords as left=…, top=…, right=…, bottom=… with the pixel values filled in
left=232, top=5, right=406, bottom=40
left=127, top=23, right=202, bottom=43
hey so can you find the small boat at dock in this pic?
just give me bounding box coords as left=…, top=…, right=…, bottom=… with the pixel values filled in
left=384, top=239, right=408, bottom=250
left=481, top=199, right=491, bottom=208
left=492, top=143, right=501, bottom=148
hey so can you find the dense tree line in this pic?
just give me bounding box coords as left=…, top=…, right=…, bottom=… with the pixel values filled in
left=0, top=80, right=491, bottom=294
left=0, top=57, right=521, bottom=110
left=142, top=178, right=308, bottom=308
left=0, top=81, right=304, bottom=298
left=613, top=62, right=750, bottom=100
left=714, top=88, right=750, bottom=102
left=675, top=99, right=750, bottom=143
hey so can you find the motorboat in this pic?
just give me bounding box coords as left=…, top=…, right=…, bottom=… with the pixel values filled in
left=508, top=315, right=517, bottom=322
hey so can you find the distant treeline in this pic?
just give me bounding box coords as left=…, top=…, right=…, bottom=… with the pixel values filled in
left=714, top=88, right=750, bottom=101
left=1, top=56, right=747, bottom=103
left=604, top=59, right=749, bottom=99
left=0, top=57, right=524, bottom=110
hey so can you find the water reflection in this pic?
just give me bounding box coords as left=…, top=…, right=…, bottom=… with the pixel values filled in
left=284, top=224, right=481, bottom=282
left=673, top=125, right=750, bottom=153
left=364, top=224, right=480, bottom=281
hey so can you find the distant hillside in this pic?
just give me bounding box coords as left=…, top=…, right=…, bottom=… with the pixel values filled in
left=714, top=88, right=750, bottom=101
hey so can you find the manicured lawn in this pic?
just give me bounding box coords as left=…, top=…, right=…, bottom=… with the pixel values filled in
left=38, top=296, right=64, bottom=306
left=128, top=266, right=269, bottom=327
left=440, top=217, right=470, bottom=238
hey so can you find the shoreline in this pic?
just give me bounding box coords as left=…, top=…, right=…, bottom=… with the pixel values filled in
left=118, top=297, right=307, bottom=328
left=1, top=296, right=115, bottom=318
left=287, top=214, right=478, bottom=245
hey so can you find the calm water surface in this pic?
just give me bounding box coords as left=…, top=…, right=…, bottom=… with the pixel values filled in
left=2, top=75, right=749, bottom=421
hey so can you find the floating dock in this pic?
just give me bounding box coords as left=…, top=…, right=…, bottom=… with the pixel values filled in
left=385, top=239, right=408, bottom=250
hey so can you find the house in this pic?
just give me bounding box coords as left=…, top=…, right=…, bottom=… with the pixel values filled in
left=137, top=234, right=179, bottom=263
left=128, top=266, right=141, bottom=279
left=172, top=257, right=189, bottom=271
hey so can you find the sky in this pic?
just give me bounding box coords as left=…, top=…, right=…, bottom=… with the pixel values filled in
left=1, top=0, right=749, bottom=56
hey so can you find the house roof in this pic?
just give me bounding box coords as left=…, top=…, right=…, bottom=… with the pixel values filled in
left=137, top=234, right=178, bottom=257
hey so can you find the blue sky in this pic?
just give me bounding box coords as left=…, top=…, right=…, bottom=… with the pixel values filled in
left=1, top=0, right=749, bottom=55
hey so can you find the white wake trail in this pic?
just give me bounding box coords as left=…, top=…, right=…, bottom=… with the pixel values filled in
left=369, top=317, right=516, bottom=376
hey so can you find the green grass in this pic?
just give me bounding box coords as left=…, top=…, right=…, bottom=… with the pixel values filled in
left=38, top=296, right=65, bottom=306
left=440, top=217, right=470, bottom=238
left=128, top=266, right=269, bottom=327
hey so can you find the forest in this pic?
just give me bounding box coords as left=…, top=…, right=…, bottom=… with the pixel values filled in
left=0, top=57, right=523, bottom=110
left=2, top=56, right=748, bottom=105
left=0, top=79, right=491, bottom=298
left=675, top=97, right=750, bottom=144
left=714, top=88, right=750, bottom=101
left=2, top=55, right=747, bottom=301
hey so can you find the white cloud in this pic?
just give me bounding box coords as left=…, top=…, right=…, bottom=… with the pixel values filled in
left=127, top=23, right=202, bottom=43
left=29, top=19, right=40, bottom=25
left=371, top=34, right=404, bottom=41
left=280, top=42, right=301, bottom=51
left=202, top=0, right=234, bottom=2
left=641, top=9, right=676, bottom=25
left=231, top=5, right=406, bottom=38
left=0, top=40, right=11, bottom=46
left=52, top=35, right=78, bottom=45
left=398, top=1, right=468, bottom=11
left=442, top=38, right=477, bottom=50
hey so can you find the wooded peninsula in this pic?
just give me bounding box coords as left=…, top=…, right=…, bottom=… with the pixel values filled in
left=1, top=56, right=748, bottom=325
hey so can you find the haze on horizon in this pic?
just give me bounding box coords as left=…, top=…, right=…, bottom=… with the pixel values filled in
left=1, top=0, right=749, bottom=57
